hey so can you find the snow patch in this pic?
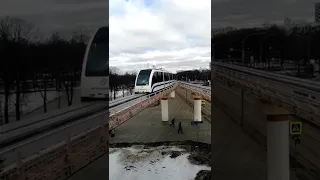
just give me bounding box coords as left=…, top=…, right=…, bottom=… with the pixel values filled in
left=109, top=89, right=133, bottom=100
left=0, top=91, right=63, bottom=116
left=109, top=146, right=211, bottom=180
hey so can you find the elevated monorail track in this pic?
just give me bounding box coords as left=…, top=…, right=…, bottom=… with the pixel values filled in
left=0, top=94, right=144, bottom=149
left=212, top=61, right=320, bottom=124
left=0, top=86, right=180, bottom=166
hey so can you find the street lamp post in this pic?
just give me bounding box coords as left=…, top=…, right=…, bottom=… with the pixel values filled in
left=186, top=72, right=190, bottom=82
left=242, top=32, right=266, bottom=66
left=241, top=41, right=245, bottom=65
left=260, top=34, right=276, bottom=68
left=229, top=48, right=233, bottom=63
left=268, top=46, right=272, bottom=70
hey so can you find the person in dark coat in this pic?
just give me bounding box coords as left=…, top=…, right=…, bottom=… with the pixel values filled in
left=178, top=122, right=183, bottom=134
left=170, top=118, right=175, bottom=127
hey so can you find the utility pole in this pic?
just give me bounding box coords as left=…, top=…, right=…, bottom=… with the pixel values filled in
left=242, top=32, right=266, bottom=66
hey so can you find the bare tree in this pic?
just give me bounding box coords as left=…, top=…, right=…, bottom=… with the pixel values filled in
left=55, top=33, right=84, bottom=106
left=61, top=72, right=76, bottom=106
left=121, top=85, right=126, bottom=97
left=0, top=16, right=33, bottom=122
left=71, top=29, right=90, bottom=44
left=36, top=71, right=50, bottom=113
left=109, top=67, right=120, bottom=100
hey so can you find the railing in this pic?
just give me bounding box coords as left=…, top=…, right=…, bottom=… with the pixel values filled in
left=178, top=82, right=211, bottom=102
left=109, top=84, right=177, bottom=130
left=212, top=61, right=320, bottom=123
left=179, top=81, right=211, bottom=91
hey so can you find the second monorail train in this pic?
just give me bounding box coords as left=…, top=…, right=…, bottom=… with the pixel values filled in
left=134, top=68, right=175, bottom=94
left=80, top=26, right=108, bottom=101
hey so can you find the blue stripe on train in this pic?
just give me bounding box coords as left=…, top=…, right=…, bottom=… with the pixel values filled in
left=151, top=81, right=174, bottom=93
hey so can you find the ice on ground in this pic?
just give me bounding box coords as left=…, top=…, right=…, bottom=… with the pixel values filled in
left=109, top=146, right=211, bottom=180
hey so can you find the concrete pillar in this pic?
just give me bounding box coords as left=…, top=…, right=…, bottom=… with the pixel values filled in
left=193, top=95, right=202, bottom=121
left=170, top=91, right=175, bottom=98
left=161, top=97, right=169, bottom=122
left=263, top=104, right=291, bottom=180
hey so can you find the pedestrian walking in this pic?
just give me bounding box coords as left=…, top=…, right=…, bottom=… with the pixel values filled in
left=178, top=122, right=183, bottom=134
left=170, top=118, right=175, bottom=127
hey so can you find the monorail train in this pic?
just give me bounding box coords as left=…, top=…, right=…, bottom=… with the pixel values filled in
left=134, top=69, right=176, bottom=94
left=80, top=26, right=108, bottom=102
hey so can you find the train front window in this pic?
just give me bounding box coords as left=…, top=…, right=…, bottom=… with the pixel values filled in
left=136, top=69, right=152, bottom=86
left=85, top=27, right=109, bottom=76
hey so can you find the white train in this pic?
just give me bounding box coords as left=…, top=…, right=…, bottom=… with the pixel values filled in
left=80, top=26, right=108, bottom=102
left=134, top=69, right=176, bottom=94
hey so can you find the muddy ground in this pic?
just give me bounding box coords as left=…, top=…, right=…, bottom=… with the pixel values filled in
left=109, top=140, right=211, bottom=180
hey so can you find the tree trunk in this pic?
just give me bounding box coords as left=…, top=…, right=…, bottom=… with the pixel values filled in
left=69, top=79, right=74, bottom=106
left=280, top=58, right=284, bottom=69
left=56, top=76, right=61, bottom=108
left=15, top=74, right=21, bottom=121
left=57, top=89, right=61, bottom=109
left=33, top=73, right=37, bottom=91
left=4, top=86, right=9, bottom=124
left=297, top=59, right=301, bottom=77
left=43, top=78, right=47, bottom=113
left=64, top=83, right=72, bottom=106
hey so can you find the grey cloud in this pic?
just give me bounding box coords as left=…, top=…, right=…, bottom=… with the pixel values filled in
left=23, top=8, right=107, bottom=37
left=116, top=59, right=210, bottom=73
left=53, top=0, right=106, bottom=4
left=156, top=59, right=210, bottom=69
left=212, top=0, right=316, bottom=28
left=0, top=0, right=107, bottom=38
left=110, top=1, right=210, bottom=72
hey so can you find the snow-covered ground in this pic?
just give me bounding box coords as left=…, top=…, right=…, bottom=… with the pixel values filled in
left=109, top=146, right=211, bottom=180
left=109, top=89, right=133, bottom=100
left=0, top=91, right=63, bottom=121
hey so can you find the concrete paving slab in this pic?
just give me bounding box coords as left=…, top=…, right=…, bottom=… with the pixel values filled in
left=109, top=94, right=211, bottom=144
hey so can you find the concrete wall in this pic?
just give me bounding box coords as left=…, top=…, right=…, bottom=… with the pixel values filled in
left=211, top=82, right=267, bottom=145
left=175, top=86, right=211, bottom=122
left=211, top=80, right=320, bottom=179
left=0, top=124, right=108, bottom=180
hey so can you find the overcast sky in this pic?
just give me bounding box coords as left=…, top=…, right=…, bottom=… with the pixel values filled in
left=212, top=0, right=317, bottom=28
left=0, top=0, right=316, bottom=73
left=0, top=0, right=107, bottom=40
left=109, top=0, right=211, bottom=73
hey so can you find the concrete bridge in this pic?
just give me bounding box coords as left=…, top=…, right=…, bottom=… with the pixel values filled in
left=0, top=61, right=320, bottom=180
